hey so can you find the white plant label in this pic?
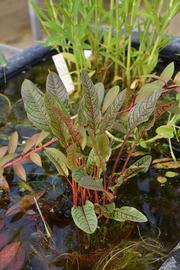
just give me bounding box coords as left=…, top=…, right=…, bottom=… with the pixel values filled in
left=52, top=53, right=75, bottom=94
left=52, top=50, right=92, bottom=94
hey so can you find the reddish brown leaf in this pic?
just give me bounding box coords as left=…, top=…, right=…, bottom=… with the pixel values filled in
left=0, top=231, right=12, bottom=249
left=22, top=133, right=40, bottom=154
left=0, top=153, right=17, bottom=168
left=6, top=192, right=45, bottom=216
left=35, top=131, right=49, bottom=147
left=8, top=132, right=18, bottom=154
left=0, top=241, right=25, bottom=270
left=155, top=101, right=177, bottom=119
left=0, top=176, right=9, bottom=192
left=0, top=146, right=8, bottom=159
left=13, top=163, right=26, bottom=181
left=0, top=219, right=5, bottom=230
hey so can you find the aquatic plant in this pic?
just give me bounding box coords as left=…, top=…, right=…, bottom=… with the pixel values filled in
left=31, top=0, right=179, bottom=88
left=0, top=63, right=179, bottom=234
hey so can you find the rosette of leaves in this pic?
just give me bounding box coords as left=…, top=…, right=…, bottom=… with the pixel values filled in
left=1, top=65, right=179, bottom=234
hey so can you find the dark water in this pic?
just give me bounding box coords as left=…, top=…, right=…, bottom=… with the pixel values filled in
left=0, top=58, right=180, bottom=270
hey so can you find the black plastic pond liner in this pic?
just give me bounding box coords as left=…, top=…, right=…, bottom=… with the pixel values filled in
left=0, top=34, right=179, bottom=84
left=0, top=44, right=58, bottom=84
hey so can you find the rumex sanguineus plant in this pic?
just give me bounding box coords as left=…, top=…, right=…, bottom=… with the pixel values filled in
left=0, top=64, right=179, bottom=234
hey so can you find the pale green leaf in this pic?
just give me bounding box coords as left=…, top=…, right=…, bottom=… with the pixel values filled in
left=165, top=171, right=178, bottom=178
left=8, top=132, right=18, bottom=154
left=102, top=85, right=119, bottom=113
left=160, top=62, right=174, bottom=82
left=156, top=125, right=174, bottom=138
left=71, top=200, right=98, bottom=234
left=30, top=153, right=42, bottom=167
left=95, top=82, right=105, bottom=107
left=110, top=207, right=147, bottom=222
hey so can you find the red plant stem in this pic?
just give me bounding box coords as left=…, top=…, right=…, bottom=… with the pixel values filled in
left=3, top=137, right=58, bottom=170
left=120, top=130, right=146, bottom=177
left=103, top=170, right=107, bottom=205
left=94, top=191, right=99, bottom=204
left=72, top=180, right=78, bottom=207
left=108, top=131, right=131, bottom=187
left=119, top=142, right=137, bottom=176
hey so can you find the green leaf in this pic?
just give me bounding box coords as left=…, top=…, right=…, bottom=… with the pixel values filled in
left=128, top=88, right=162, bottom=129
left=157, top=176, right=167, bottom=184
left=67, top=143, right=77, bottom=170
left=72, top=166, right=104, bottom=191
left=0, top=53, right=7, bottom=67
left=95, top=203, right=115, bottom=218
left=165, top=171, right=178, bottom=178
left=45, top=148, right=68, bottom=176
left=100, top=89, right=126, bottom=132
left=136, top=82, right=162, bottom=102
left=95, top=82, right=105, bottom=108
left=86, top=148, right=97, bottom=174
left=21, top=79, right=50, bottom=131
left=160, top=62, right=174, bottom=82
left=156, top=125, right=174, bottom=139
left=46, top=72, right=68, bottom=104
left=81, top=70, right=100, bottom=134
left=102, top=85, right=119, bottom=113
left=130, top=155, right=152, bottom=173
left=96, top=133, right=110, bottom=160
left=110, top=207, right=147, bottom=222
left=44, top=93, right=69, bottom=146
left=71, top=200, right=98, bottom=234
left=0, top=94, right=11, bottom=121
left=78, top=98, right=87, bottom=127
left=51, top=103, right=82, bottom=146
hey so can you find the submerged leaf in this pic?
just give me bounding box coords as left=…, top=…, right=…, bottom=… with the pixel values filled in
left=71, top=200, right=98, bottom=234
left=21, top=79, right=50, bottom=131
left=6, top=192, right=44, bottom=216
left=46, top=71, right=68, bottom=103
left=0, top=241, right=25, bottom=270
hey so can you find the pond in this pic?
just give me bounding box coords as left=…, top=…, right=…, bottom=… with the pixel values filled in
left=0, top=57, right=180, bottom=270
